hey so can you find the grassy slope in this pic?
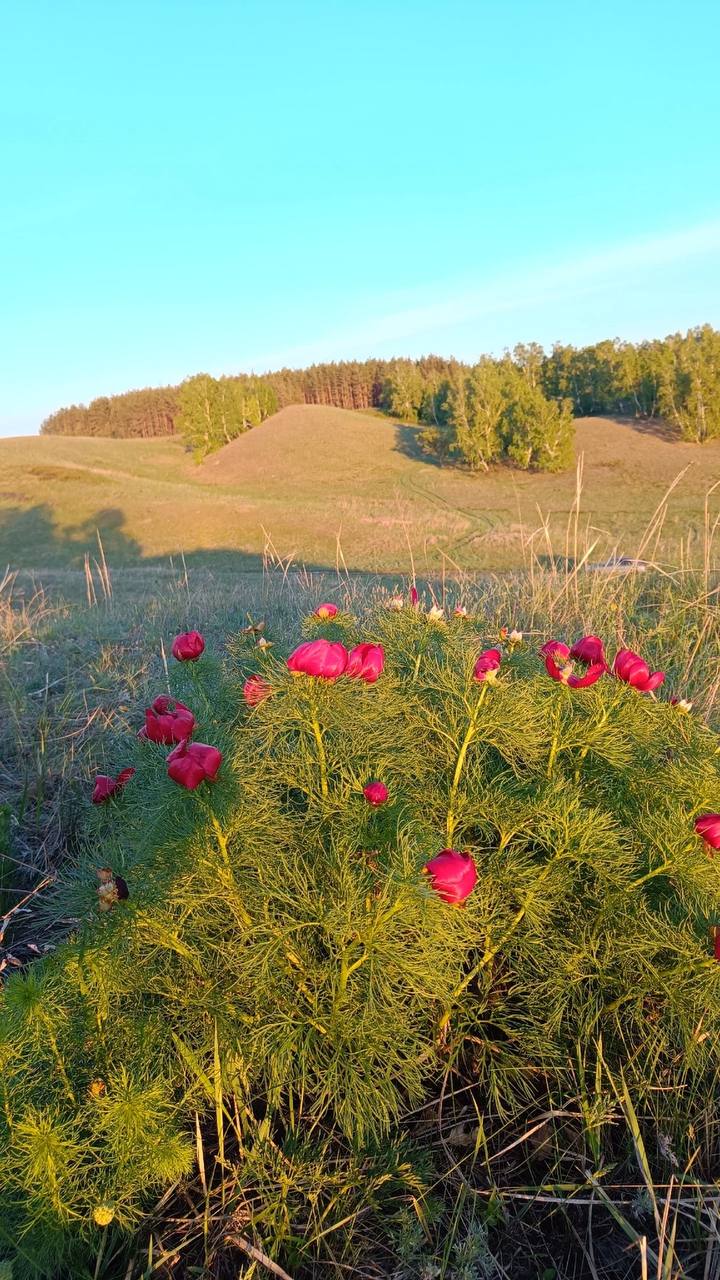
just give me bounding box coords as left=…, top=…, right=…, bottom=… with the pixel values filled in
left=2, top=405, right=719, bottom=572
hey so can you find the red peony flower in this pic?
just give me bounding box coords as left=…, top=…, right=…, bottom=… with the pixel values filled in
left=314, top=603, right=338, bottom=620
left=569, top=635, right=606, bottom=667
left=363, top=780, right=389, bottom=806
left=473, top=648, right=502, bottom=683
left=140, top=696, right=196, bottom=744
left=541, top=640, right=605, bottom=689
left=423, top=849, right=477, bottom=905
left=613, top=649, right=665, bottom=693
left=346, top=643, right=385, bottom=683
left=243, top=674, right=272, bottom=706
left=171, top=631, right=205, bottom=662
left=167, top=740, right=222, bottom=789
left=695, top=814, right=720, bottom=851
left=410, top=585, right=419, bottom=608
left=92, top=767, right=135, bottom=804
left=287, top=639, right=349, bottom=679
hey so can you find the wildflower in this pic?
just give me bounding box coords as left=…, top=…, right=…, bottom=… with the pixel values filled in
left=346, top=643, right=385, bottom=683
left=670, top=697, right=693, bottom=713
left=167, top=740, right=223, bottom=789
left=541, top=640, right=605, bottom=689
left=171, top=630, right=205, bottom=662
left=243, top=674, right=272, bottom=706
left=388, top=594, right=405, bottom=611
left=569, top=635, right=606, bottom=667
left=140, top=696, right=195, bottom=745
left=314, top=603, right=338, bottom=620
left=410, top=585, right=419, bottom=608
left=93, top=1204, right=115, bottom=1227
left=88, top=1079, right=106, bottom=1099
left=92, top=767, right=135, bottom=804
left=363, top=780, right=389, bottom=806
left=695, top=814, right=720, bottom=852
left=508, top=629, right=523, bottom=645
left=613, top=649, right=665, bottom=693
left=241, top=616, right=265, bottom=637
left=710, top=925, right=720, bottom=961
left=287, top=639, right=348, bottom=679
left=423, top=849, right=477, bottom=905
left=473, top=648, right=502, bottom=683
left=96, top=867, right=129, bottom=912
left=428, top=604, right=444, bottom=621
left=454, top=605, right=468, bottom=617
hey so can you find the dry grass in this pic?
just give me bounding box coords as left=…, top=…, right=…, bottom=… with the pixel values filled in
left=2, top=406, right=720, bottom=572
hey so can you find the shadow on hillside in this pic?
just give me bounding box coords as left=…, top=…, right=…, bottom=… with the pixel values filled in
left=598, top=415, right=682, bottom=443
left=0, top=503, right=361, bottom=580
left=392, top=424, right=447, bottom=469
left=394, top=414, right=684, bottom=457
left=0, top=505, right=147, bottom=570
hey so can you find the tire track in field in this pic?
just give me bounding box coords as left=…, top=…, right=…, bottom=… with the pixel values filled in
left=405, top=475, right=509, bottom=555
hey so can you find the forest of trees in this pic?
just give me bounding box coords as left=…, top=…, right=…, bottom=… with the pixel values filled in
left=40, top=324, right=720, bottom=471
left=40, top=384, right=179, bottom=438
left=174, top=374, right=278, bottom=455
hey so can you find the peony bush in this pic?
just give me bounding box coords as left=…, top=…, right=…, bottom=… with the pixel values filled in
left=2, top=595, right=720, bottom=1275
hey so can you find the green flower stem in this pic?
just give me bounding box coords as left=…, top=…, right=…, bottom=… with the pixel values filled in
left=572, top=743, right=591, bottom=782
left=628, top=842, right=697, bottom=891
left=212, top=818, right=252, bottom=928
left=546, top=731, right=560, bottom=778
left=1, top=1075, right=12, bottom=1128
left=412, top=627, right=433, bottom=684
left=257, top=887, right=329, bottom=1031
left=184, top=660, right=215, bottom=720
left=573, top=689, right=625, bottom=782
left=439, top=852, right=562, bottom=1035
left=211, top=816, right=231, bottom=867
left=44, top=1019, right=76, bottom=1105
left=628, top=863, right=674, bottom=889
left=446, top=685, right=488, bottom=844
left=335, top=941, right=368, bottom=1012
left=307, top=696, right=329, bottom=798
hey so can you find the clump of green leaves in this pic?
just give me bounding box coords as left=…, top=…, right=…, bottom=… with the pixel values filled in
left=2, top=601, right=720, bottom=1276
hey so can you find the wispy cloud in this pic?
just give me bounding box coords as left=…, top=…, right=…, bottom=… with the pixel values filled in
left=250, top=219, right=720, bottom=369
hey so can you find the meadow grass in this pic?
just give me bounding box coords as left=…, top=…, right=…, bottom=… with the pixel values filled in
left=2, top=405, right=720, bottom=573
left=1, top=461, right=720, bottom=1278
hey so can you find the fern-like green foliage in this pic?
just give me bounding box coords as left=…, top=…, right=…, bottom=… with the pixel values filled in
left=2, top=602, right=720, bottom=1275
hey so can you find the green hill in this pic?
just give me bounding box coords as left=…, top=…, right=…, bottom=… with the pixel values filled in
left=2, top=405, right=719, bottom=573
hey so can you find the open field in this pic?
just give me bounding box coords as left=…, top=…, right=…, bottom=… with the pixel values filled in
left=2, top=405, right=720, bottom=573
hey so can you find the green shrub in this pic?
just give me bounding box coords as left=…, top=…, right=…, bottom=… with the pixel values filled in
left=2, top=600, right=720, bottom=1275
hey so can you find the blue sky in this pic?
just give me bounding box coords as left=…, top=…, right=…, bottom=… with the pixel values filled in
left=2, top=0, right=720, bottom=436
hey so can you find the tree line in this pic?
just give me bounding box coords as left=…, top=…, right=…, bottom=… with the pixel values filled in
left=40, top=324, right=720, bottom=469
left=41, top=385, right=178, bottom=438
